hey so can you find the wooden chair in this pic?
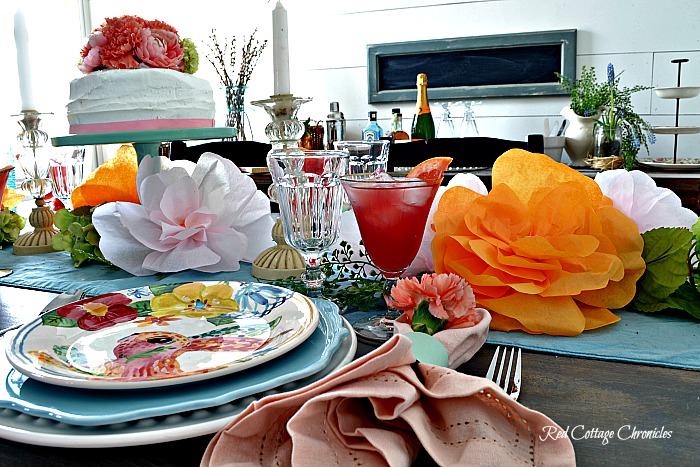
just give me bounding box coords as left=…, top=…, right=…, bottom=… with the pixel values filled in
left=386, top=135, right=545, bottom=171
left=169, top=140, right=272, bottom=167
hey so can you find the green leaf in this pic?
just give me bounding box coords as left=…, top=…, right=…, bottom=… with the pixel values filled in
left=41, top=312, right=78, bottom=328
left=206, top=315, right=237, bottom=326
left=410, top=300, right=447, bottom=335
left=129, top=301, right=152, bottom=317
left=632, top=228, right=692, bottom=311
left=663, top=282, right=700, bottom=319
left=149, top=283, right=180, bottom=296
left=53, top=209, right=76, bottom=231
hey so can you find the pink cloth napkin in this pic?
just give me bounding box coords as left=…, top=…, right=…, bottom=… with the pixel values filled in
left=202, top=335, right=575, bottom=466
left=394, top=308, right=491, bottom=369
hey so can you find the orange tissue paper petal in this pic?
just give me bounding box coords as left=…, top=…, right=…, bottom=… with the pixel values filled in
left=432, top=150, right=645, bottom=336
left=71, top=145, right=140, bottom=209
left=492, top=149, right=604, bottom=207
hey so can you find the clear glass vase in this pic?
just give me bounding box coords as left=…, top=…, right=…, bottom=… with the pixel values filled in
left=225, top=85, right=252, bottom=141
left=594, top=124, right=622, bottom=158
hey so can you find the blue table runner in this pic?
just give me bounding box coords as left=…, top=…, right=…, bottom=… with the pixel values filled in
left=2, top=247, right=699, bottom=371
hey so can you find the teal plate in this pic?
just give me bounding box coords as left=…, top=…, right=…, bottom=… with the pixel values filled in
left=0, top=299, right=347, bottom=426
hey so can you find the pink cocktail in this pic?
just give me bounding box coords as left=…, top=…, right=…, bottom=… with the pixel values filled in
left=341, top=173, right=442, bottom=343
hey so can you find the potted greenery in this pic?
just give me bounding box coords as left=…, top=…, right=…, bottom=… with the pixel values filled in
left=557, top=66, right=608, bottom=166
left=557, top=64, right=654, bottom=169
left=595, top=64, right=655, bottom=170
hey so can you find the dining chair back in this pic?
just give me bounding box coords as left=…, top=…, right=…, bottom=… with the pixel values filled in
left=169, top=140, right=272, bottom=167
left=387, top=135, right=545, bottom=171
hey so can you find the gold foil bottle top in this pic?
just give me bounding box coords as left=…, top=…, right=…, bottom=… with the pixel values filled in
left=416, top=73, right=428, bottom=86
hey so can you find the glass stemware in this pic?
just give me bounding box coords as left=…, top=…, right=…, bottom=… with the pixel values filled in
left=268, top=151, right=349, bottom=297
left=458, top=101, right=481, bottom=137
left=341, top=173, right=442, bottom=344
left=436, top=102, right=458, bottom=138
left=49, top=147, right=85, bottom=210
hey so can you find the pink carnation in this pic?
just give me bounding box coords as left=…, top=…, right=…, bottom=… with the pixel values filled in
left=99, top=15, right=145, bottom=69
left=390, top=272, right=477, bottom=323
left=420, top=273, right=476, bottom=320
left=135, top=28, right=184, bottom=70
left=77, top=15, right=185, bottom=73
left=389, top=276, right=424, bottom=320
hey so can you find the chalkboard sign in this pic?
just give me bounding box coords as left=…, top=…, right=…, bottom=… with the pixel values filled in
left=368, top=30, right=576, bottom=103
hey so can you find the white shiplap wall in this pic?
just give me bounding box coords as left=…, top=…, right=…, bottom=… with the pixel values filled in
left=277, top=0, right=700, bottom=162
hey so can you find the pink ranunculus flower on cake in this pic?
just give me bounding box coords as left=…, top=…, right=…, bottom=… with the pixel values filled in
left=91, top=153, right=274, bottom=276
left=136, top=28, right=184, bottom=70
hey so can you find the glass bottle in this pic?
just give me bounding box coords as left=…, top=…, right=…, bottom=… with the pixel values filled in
left=389, top=108, right=410, bottom=142
left=410, top=73, right=435, bottom=140
left=325, top=101, right=346, bottom=149
left=362, top=111, right=384, bottom=141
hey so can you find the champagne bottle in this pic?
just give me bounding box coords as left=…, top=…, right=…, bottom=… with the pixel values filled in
left=389, top=108, right=410, bottom=142
left=410, top=73, right=435, bottom=140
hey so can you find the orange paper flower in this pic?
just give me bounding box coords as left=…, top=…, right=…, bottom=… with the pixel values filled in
left=71, top=145, right=139, bottom=209
left=432, top=150, right=646, bottom=336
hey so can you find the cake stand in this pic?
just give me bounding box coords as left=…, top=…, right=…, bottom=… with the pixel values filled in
left=649, top=58, right=699, bottom=167
left=51, top=127, right=236, bottom=166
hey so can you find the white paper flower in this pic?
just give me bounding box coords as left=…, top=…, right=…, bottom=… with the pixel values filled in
left=594, top=169, right=698, bottom=233
left=92, top=153, right=274, bottom=276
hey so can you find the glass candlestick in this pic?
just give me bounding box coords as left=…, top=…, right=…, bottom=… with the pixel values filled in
left=13, top=110, right=58, bottom=256
left=252, top=95, right=345, bottom=298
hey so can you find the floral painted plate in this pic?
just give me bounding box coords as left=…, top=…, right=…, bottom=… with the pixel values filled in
left=6, top=281, right=319, bottom=389
left=0, top=299, right=346, bottom=426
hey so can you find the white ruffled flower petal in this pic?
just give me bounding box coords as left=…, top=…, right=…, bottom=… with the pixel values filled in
left=92, top=203, right=155, bottom=276
left=93, top=154, right=274, bottom=275
left=595, top=169, right=698, bottom=233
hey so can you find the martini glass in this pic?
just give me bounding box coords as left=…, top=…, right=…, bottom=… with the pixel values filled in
left=341, top=173, right=442, bottom=344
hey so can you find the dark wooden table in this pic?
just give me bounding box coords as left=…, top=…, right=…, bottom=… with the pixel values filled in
left=0, top=286, right=697, bottom=466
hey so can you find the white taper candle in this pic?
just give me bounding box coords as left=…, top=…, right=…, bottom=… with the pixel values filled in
left=14, top=9, right=35, bottom=111
left=272, top=1, right=291, bottom=96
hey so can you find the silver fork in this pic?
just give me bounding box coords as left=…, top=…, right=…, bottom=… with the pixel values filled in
left=485, top=346, right=522, bottom=400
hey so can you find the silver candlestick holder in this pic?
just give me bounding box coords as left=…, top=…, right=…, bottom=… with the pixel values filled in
left=13, top=110, right=58, bottom=256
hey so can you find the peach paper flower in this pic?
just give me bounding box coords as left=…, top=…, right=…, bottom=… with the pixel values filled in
left=432, top=150, right=646, bottom=336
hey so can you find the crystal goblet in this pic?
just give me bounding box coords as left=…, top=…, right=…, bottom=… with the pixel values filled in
left=268, top=151, right=349, bottom=297
left=49, top=147, right=85, bottom=210
left=341, top=173, right=442, bottom=344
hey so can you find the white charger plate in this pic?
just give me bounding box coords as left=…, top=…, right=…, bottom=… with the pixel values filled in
left=0, top=318, right=356, bottom=448
left=6, top=281, right=318, bottom=389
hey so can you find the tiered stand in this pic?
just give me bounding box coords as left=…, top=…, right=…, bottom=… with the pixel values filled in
left=651, top=58, right=700, bottom=165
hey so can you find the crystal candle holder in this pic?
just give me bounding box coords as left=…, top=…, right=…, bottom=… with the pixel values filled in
left=13, top=110, right=58, bottom=256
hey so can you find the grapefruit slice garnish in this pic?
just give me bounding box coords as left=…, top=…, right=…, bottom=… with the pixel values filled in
left=407, top=157, right=453, bottom=180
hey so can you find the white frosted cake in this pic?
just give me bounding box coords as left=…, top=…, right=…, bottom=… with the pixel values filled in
left=66, top=68, right=215, bottom=134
